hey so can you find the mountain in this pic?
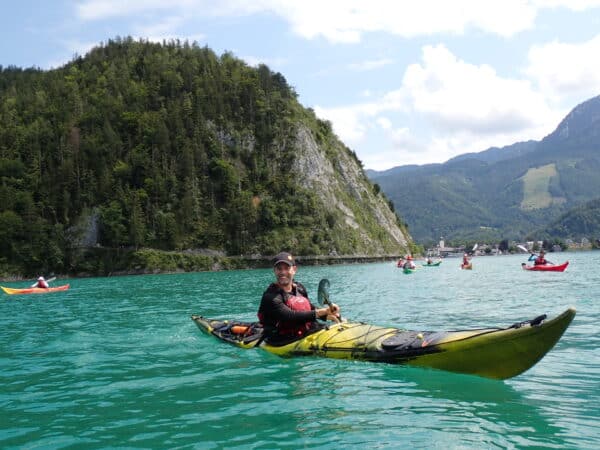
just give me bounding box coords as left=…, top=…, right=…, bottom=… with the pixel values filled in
left=0, top=37, right=411, bottom=277
left=538, top=197, right=600, bottom=240
left=369, top=95, right=600, bottom=243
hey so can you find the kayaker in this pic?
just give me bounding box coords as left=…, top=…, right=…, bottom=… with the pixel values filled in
left=462, top=253, right=470, bottom=266
left=426, top=257, right=433, bottom=265
left=534, top=250, right=548, bottom=266
left=33, top=276, right=50, bottom=288
left=403, top=255, right=416, bottom=270
left=258, top=252, right=340, bottom=342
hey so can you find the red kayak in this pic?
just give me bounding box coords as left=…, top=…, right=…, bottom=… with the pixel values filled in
left=521, top=262, right=569, bottom=272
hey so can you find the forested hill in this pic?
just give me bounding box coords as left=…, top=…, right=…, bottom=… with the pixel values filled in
left=539, top=197, right=600, bottom=242
left=0, top=37, right=412, bottom=277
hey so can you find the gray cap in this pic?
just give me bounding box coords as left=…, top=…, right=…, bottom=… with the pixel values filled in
left=272, top=252, right=296, bottom=266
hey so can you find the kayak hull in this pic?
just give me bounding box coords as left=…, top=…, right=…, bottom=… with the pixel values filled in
left=191, top=308, right=575, bottom=380
left=403, top=268, right=416, bottom=274
left=422, top=261, right=442, bottom=267
left=1, top=284, right=70, bottom=295
left=522, top=261, right=569, bottom=272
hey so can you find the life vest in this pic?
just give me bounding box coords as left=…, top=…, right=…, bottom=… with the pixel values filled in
left=277, top=290, right=313, bottom=336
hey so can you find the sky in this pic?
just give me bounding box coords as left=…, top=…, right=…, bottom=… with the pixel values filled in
left=3, top=1, right=600, bottom=170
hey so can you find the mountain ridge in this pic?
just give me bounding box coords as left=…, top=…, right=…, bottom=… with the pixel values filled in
left=368, top=94, right=600, bottom=243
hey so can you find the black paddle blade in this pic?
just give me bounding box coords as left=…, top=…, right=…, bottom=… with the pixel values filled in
left=317, top=278, right=330, bottom=306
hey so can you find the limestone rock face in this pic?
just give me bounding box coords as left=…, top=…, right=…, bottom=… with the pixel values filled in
left=292, top=125, right=411, bottom=255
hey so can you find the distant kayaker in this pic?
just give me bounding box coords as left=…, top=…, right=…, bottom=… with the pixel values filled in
left=403, top=255, right=416, bottom=270
left=33, top=276, right=49, bottom=288
left=258, top=252, right=340, bottom=342
left=462, top=253, right=470, bottom=267
left=426, top=257, right=433, bottom=265
left=534, top=250, right=548, bottom=266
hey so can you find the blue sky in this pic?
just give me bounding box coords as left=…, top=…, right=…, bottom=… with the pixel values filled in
left=3, top=1, right=600, bottom=170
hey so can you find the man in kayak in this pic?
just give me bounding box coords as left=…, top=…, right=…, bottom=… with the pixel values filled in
left=258, top=252, right=340, bottom=342
left=534, top=250, right=548, bottom=266
left=462, top=253, right=470, bottom=267
left=32, top=276, right=49, bottom=288
left=403, top=255, right=416, bottom=270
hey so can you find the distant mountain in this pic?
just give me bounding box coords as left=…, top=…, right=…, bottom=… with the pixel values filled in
left=369, top=95, right=600, bottom=243
left=538, top=197, right=600, bottom=240
left=446, top=140, right=538, bottom=165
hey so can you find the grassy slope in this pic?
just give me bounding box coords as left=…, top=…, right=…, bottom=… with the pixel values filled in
left=520, top=164, right=566, bottom=210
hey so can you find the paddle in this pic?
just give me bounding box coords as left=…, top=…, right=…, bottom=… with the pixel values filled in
left=30, top=276, right=56, bottom=288
left=317, top=278, right=342, bottom=323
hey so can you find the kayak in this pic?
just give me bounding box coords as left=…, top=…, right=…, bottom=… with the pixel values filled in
left=522, top=261, right=569, bottom=272
left=403, top=267, right=416, bottom=274
left=422, top=261, right=442, bottom=267
left=1, top=284, right=70, bottom=295
left=461, top=263, right=472, bottom=270
left=191, top=308, right=576, bottom=380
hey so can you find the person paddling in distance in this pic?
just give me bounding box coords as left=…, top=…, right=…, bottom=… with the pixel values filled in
left=534, top=249, right=548, bottom=266
left=403, top=255, right=416, bottom=270
left=32, top=276, right=50, bottom=289
left=258, top=252, right=340, bottom=343
left=462, top=253, right=470, bottom=267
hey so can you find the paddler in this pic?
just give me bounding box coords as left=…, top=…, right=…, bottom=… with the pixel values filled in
left=257, top=252, right=340, bottom=342
left=534, top=249, right=548, bottom=266
left=32, top=276, right=50, bottom=288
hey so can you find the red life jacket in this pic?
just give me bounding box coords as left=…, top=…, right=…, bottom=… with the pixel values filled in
left=277, top=291, right=313, bottom=337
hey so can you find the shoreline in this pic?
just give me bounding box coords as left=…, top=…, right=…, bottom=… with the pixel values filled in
left=0, top=253, right=404, bottom=282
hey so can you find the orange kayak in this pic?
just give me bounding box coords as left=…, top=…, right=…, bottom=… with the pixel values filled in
left=1, top=284, right=70, bottom=295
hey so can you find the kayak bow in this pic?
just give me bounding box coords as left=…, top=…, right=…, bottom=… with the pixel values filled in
left=191, top=308, right=575, bottom=380
left=1, top=284, right=70, bottom=295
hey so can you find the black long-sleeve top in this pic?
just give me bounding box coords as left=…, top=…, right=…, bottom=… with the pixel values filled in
left=258, top=282, right=318, bottom=328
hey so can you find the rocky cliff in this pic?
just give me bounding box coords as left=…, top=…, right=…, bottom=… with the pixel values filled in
left=292, top=125, right=410, bottom=255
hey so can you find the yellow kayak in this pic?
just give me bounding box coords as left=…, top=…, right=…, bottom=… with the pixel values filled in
left=1, top=284, right=70, bottom=295
left=191, top=308, right=575, bottom=380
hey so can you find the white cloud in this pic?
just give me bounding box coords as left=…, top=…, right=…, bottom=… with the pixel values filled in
left=75, top=0, right=596, bottom=41
left=402, top=44, right=554, bottom=134
left=347, top=58, right=394, bottom=71
left=76, top=0, right=169, bottom=20
left=525, top=34, right=600, bottom=100
left=376, top=117, right=392, bottom=130
left=314, top=43, right=568, bottom=169
left=271, top=0, right=538, bottom=42
left=314, top=104, right=373, bottom=142
left=532, top=0, right=600, bottom=11
left=133, top=16, right=186, bottom=38
left=240, top=55, right=288, bottom=69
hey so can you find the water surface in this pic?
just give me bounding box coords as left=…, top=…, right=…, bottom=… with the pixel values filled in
left=1, top=252, right=599, bottom=448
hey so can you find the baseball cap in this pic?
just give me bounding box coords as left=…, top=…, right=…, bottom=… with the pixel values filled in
left=272, top=252, right=296, bottom=266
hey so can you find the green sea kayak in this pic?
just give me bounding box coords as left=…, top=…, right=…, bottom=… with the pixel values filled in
left=191, top=308, right=575, bottom=380
left=422, top=261, right=442, bottom=267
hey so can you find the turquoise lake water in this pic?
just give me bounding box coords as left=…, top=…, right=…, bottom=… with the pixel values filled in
left=1, top=252, right=599, bottom=449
